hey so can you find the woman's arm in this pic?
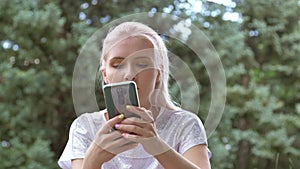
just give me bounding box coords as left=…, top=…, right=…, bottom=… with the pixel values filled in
left=155, top=144, right=210, bottom=169
left=71, top=159, right=83, bottom=169
left=183, top=144, right=211, bottom=168
left=71, top=114, right=138, bottom=169
left=118, top=106, right=211, bottom=169
left=72, top=142, right=115, bottom=169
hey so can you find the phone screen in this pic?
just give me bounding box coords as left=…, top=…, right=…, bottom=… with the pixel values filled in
left=103, top=81, right=140, bottom=119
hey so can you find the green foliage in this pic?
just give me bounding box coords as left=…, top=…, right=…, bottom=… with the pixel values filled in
left=1, top=0, right=176, bottom=168
left=0, top=0, right=73, bottom=168
left=200, top=0, right=300, bottom=168
left=1, top=0, right=299, bottom=168
left=0, top=138, right=56, bottom=169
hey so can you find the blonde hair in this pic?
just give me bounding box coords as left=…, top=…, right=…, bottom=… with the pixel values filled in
left=100, top=22, right=175, bottom=109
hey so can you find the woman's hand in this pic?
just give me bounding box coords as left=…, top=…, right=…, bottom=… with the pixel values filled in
left=93, top=113, right=138, bottom=159
left=81, top=113, right=138, bottom=169
left=115, top=105, right=170, bottom=156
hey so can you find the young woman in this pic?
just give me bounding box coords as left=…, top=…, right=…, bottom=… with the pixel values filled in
left=58, top=22, right=211, bottom=169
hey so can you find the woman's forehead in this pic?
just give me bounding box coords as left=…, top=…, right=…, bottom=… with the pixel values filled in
left=108, top=50, right=155, bottom=62
left=106, top=37, right=155, bottom=60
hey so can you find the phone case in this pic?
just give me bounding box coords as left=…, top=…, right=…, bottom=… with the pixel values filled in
left=103, top=81, right=140, bottom=119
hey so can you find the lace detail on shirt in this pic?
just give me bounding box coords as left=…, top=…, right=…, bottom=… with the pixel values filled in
left=58, top=108, right=208, bottom=169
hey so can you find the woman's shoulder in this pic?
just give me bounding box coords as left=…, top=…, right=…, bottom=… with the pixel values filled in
left=156, top=107, right=203, bottom=130
left=163, top=107, right=201, bottom=121
left=71, top=110, right=107, bottom=132
left=74, top=110, right=103, bottom=122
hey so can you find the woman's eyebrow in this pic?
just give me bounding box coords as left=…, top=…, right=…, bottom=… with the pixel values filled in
left=134, top=55, right=152, bottom=60
left=108, top=56, right=152, bottom=62
left=108, top=56, right=125, bottom=61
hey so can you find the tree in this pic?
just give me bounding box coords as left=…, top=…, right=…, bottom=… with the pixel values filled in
left=235, top=0, right=300, bottom=168
left=1, top=0, right=299, bottom=168
left=0, top=0, right=174, bottom=168
left=194, top=0, right=300, bottom=168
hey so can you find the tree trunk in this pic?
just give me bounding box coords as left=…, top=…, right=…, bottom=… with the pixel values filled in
left=236, top=75, right=250, bottom=169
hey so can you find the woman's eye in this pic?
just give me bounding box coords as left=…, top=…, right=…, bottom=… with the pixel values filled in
left=135, top=58, right=151, bottom=68
left=111, top=62, right=123, bottom=68
left=136, top=63, right=148, bottom=68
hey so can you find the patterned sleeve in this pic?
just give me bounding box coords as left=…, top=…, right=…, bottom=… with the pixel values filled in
left=177, top=113, right=208, bottom=155
left=58, top=115, right=93, bottom=169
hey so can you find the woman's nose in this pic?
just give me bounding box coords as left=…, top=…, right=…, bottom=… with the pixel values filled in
left=124, top=66, right=136, bottom=81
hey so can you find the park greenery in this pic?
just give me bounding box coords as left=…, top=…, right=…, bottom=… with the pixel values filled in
left=0, top=0, right=299, bottom=168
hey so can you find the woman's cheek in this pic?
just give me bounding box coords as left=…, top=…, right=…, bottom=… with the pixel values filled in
left=107, top=71, right=122, bottom=82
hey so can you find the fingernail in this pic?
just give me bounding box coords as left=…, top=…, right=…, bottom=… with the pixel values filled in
left=115, top=124, right=120, bottom=128
left=118, top=114, right=124, bottom=119
left=126, top=105, right=133, bottom=110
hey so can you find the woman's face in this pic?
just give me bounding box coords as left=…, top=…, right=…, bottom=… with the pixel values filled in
left=101, top=37, right=160, bottom=109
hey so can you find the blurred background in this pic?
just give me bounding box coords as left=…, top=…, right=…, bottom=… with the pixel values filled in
left=1, top=0, right=300, bottom=168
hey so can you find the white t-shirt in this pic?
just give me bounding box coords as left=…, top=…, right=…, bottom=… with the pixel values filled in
left=58, top=107, right=209, bottom=169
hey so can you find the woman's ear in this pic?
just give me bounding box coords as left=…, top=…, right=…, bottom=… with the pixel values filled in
left=100, top=66, right=108, bottom=84
left=155, top=70, right=161, bottom=89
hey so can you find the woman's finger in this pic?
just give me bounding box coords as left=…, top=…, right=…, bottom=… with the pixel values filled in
left=122, top=133, right=171, bottom=156
left=94, top=130, right=136, bottom=155
left=100, top=114, right=125, bottom=134
left=115, top=123, right=154, bottom=137
left=126, top=105, right=154, bottom=123
left=118, top=118, right=154, bottom=131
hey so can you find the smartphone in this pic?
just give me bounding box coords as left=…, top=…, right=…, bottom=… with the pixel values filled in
left=103, top=81, right=140, bottom=119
